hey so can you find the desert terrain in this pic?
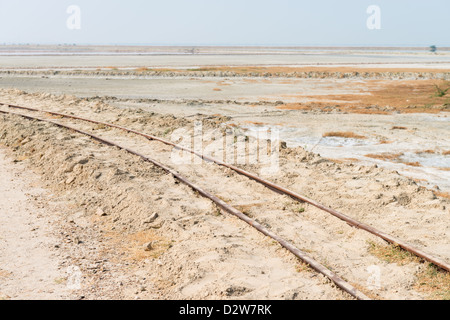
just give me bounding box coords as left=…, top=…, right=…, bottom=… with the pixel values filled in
left=0, top=46, right=449, bottom=300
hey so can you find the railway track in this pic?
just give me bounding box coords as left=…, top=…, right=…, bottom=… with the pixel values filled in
left=1, top=101, right=449, bottom=299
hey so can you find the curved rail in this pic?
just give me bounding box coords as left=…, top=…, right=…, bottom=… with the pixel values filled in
left=0, top=108, right=370, bottom=300
left=2, top=102, right=449, bottom=273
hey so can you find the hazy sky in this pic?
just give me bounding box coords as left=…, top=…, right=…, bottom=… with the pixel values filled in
left=0, top=0, right=449, bottom=46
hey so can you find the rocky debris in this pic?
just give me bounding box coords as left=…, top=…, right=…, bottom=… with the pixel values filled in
left=143, top=242, right=154, bottom=251
left=224, top=286, right=251, bottom=297
left=142, top=212, right=158, bottom=224
left=396, top=193, right=411, bottom=206
left=96, top=207, right=107, bottom=217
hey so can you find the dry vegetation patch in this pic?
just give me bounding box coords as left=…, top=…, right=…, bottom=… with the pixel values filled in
left=277, top=80, right=450, bottom=114
left=322, top=131, right=366, bottom=139
left=135, top=67, right=150, bottom=72
left=365, top=153, right=404, bottom=161
left=365, top=152, right=424, bottom=167
left=435, top=191, right=450, bottom=199
left=0, top=269, right=11, bottom=278
left=107, top=229, right=173, bottom=262
left=403, top=161, right=422, bottom=167
left=368, top=242, right=450, bottom=300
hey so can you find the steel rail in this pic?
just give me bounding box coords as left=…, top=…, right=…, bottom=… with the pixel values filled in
left=0, top=108, right=371, bottom=300
left=2, top=102, right=449, bottom=273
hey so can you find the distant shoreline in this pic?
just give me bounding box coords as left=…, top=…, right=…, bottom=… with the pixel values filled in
left=0, top=45, right=449, bottom=55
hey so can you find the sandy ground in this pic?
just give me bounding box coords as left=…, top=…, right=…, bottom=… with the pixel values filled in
left=1, top=75, right=447, bottom=192
left=0, top=90, right=448, bottom=300
left=1, top=77, right=360, bottom=101
left=0, top=112, right=350, bottom=300
left=0, top=148, right=71, bottom=299
left=0, top=50, right=448, bottom=300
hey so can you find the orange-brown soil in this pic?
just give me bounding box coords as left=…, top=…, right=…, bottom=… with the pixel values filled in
left=277, top=80, right=450, bottom=114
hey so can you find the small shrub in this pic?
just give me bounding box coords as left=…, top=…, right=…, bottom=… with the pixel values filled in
left=434, top=84, right=449, bottom=97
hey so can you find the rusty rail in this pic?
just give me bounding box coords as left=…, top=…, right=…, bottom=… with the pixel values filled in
left=0, top=108, right=370, bottom=300
left=2, top=102, right=449, bottom=273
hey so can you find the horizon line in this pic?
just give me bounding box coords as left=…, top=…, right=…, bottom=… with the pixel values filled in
left=1, top=44, right=449, bottom=49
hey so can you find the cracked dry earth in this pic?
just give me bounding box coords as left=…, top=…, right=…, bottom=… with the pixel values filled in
left=0, top=90, right=449, bottom=300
